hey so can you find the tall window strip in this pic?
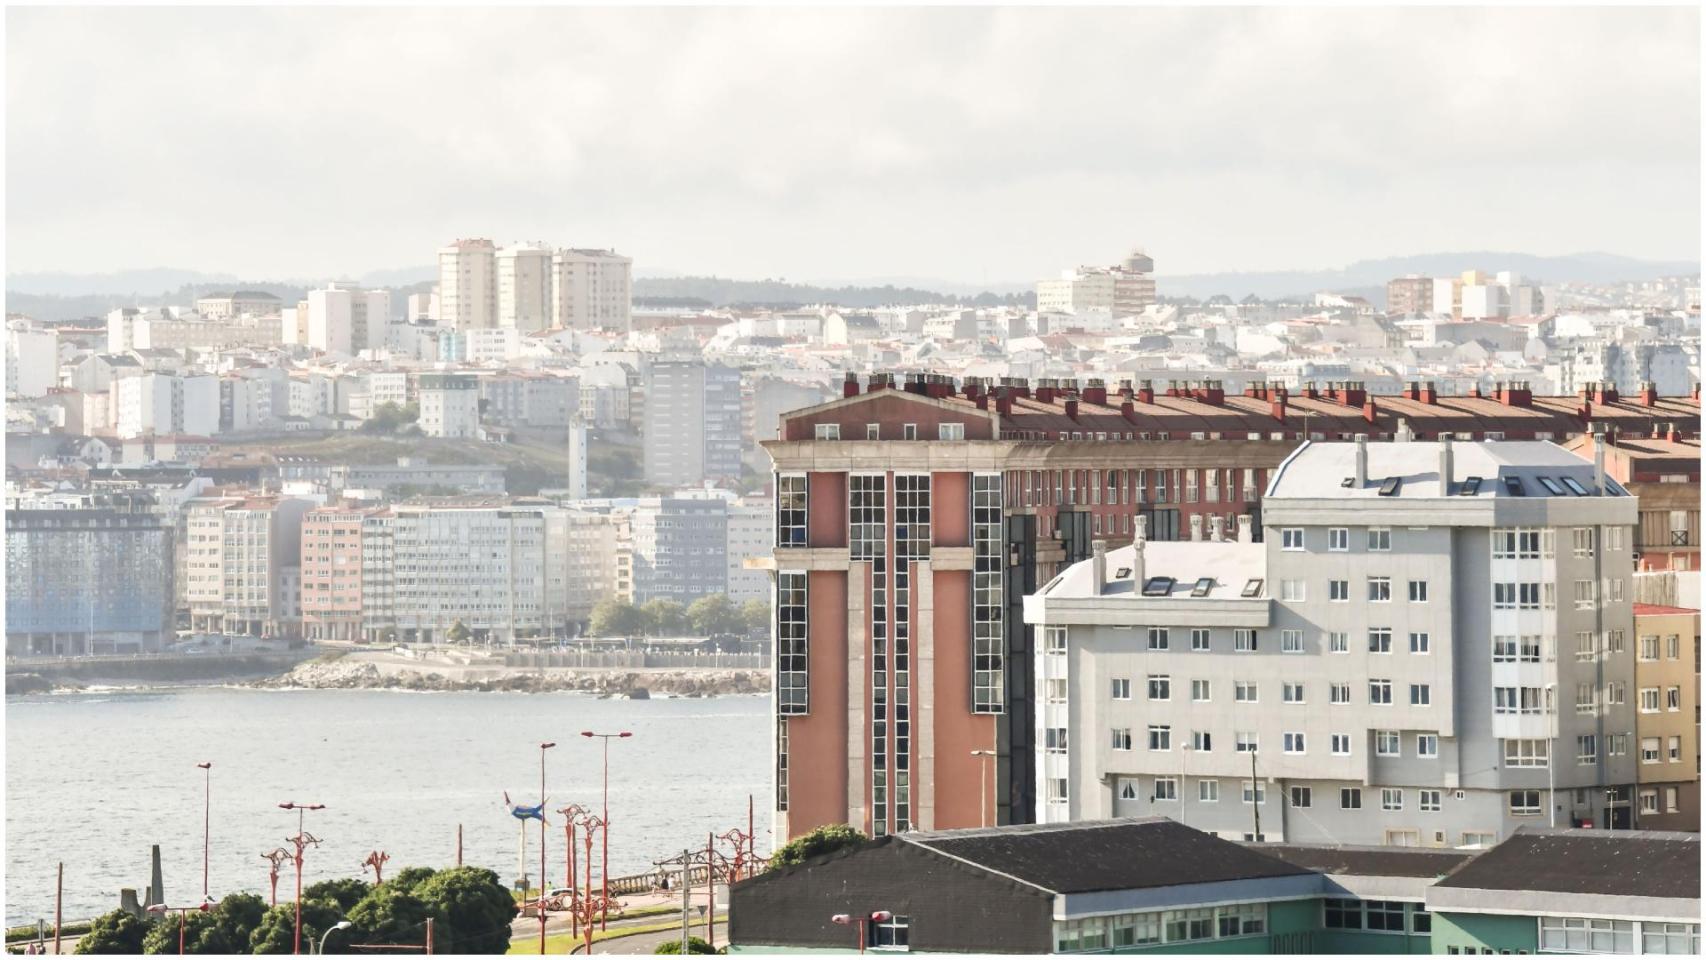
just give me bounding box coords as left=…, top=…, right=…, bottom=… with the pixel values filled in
left=891, top=475, right=927, bottom=833
left=776, top=718, right=790, bottom=812
left=972, top=474, right=1006, bottom=713
left=850, top=474, right=887, bottom=560
left=775, top=571, right=809, bottom=715
left=871, top=554, right=890, bottom=836
left=776, top=474, right=808, bottom=547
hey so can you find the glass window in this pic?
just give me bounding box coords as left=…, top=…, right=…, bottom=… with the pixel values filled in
left=1324, top=899, right=1362, bottom=929
left=1365, top=901, right=1405, bottom=932
left=1368, top=527, right=1392, bottom=550
left=1281, top=528, right=1304, bottom=550
left=1328, top=527, right=1349, bottom=551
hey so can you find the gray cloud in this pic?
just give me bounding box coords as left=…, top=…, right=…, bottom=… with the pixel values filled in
left=6, top=6, right=1699, bottom=283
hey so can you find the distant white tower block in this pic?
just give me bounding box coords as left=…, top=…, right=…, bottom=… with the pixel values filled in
left=566, top=416, right=589, bottom=500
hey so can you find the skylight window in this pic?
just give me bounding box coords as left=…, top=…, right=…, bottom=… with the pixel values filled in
left=1536, top=476, right=1564, bottom=495
left=1191, top=577, right=1214, bottom=597
left=1460, top=476, right=1482, bottom=495
left=1560, top=476, right=1589, bottom=496
left=1503, top=476, right=1525, bottom=497
left=1142, top=577, right=1175, bottom=597
left=1114, top=567, right=1131, bottom=580
left=1340, top=477, right=1355, bottom=488
left=1240, top=578, right=1264, bottom=598
left=1378, top=477, right=1402, bottom=497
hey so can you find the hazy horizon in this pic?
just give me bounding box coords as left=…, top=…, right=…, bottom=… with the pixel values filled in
left=7, top=7, right=1701, bottom=280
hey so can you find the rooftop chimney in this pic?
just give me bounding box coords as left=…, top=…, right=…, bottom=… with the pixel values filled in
left=1132, top=515, right=1149, bottom=589
left=1064, top=398, right=1079, bottom=420
left=1136, top=380, right=1155, bottom=404
left=1592, top=426, right=1607, bottom=495
left=843, top=372, right=860, bottom=398
left=1209, top=515, right=1226, bottom=542
left=1083, top=379, right=1108, bottom=405
left=1354, top=434, right=1369, bottom=488
left=1117, top=380, right=1135, bottom=400
left=1640, top=381, right=1658, bottom=407
left=1302, top=382, right=1320, bottom=400
left=1342, top=381, right=1367, bottom=408
left=1237, top=513, right=1254, bottom=544
left=1091, top=539, right=1108, bottom=594
left=1439, top=434, right=1454, bottom=495
left=1271, top=391, right=1288, bottom=422
left=1421, top=381, right=1438, bottom=405
left=1499, top=380, right=1533, bottom=408
left=1362, top=395, right=1378, bottom=424
left=1201, top=379, right=1226, bottom=407
left=1189, top=514, right=1205, bottom=542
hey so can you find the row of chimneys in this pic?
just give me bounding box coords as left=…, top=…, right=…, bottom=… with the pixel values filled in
left=841, top=373, right=1690, bottom=411
left=1090, top=513, right=1257, bottom=592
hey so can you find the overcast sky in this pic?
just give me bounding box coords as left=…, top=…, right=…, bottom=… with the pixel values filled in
left=6, top=6, right=1700, bottom=285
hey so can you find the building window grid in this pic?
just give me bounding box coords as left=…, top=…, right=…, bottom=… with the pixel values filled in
left=971, top=475, right=1004, bottom=713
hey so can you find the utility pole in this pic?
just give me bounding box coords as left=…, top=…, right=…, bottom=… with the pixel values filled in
left=681, top=849, right=691, bottom=956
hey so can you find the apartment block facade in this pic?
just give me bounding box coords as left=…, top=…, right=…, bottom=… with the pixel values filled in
left=183, top=495, right=312, bottom=638
left=1024, top=439, right=1641, bottom=846
left=5, top=494, right=175, bottom=655
left=437, top=238, right=498, bottom=329
left=552, top=248, right=632, bottom=331
left=762, top=372, right=1697, bottom=842
left=1633, top=603, right=1701, bottom=830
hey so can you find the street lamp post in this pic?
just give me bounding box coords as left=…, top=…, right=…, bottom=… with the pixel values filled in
left=580, top=730, right=632, bottom=929
left=557, top=803, right=588, bottom=938
left=831, top=911, right=893, bottom=954
left=278, top=802, right=326, bottom=955
left=261, top=849, right=291, bottom=907
left=538, top=741, right=556, bottom=955
left=970, top=750, right=995, bottom=828
left=316, top=921, right=352, bottom=955
left=196, top=762, right=212, bottom=902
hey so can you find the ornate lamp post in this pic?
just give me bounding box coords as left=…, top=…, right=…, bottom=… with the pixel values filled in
left=260, top=849, right=291, bottom=907
left=277, top=802, right=325, bottom=955
left=579, top=730, right=631, bottom=930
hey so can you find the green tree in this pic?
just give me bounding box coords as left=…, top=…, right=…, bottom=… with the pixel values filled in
left=411, top=866, right=517, bottom=955
left=687, top=595, right=743, bottom=637
left=210, top=893, right=268, bottom=953
left=445, top=620, right=472, bottom=644
left=767, top=823, right=867, bottom=872
left=360, top=402, right=420, bottom=435
left=589, top=598, right=644, bottom=638
left=140, top=911, right=229, bottom=955
left=346, top=886, right=430, bottom=949
left=386, top=866, right=438, bottom=895
left=739, top=599, right=770, bottom=637
left=248, top=901, right=344, bottom=955
left=640, top=598, right=688, bottom=637
left=304, top=877, right=371, bottom=912
left=654, top=936, right=717, bottom=954
left=74, top=910, right=151, bottom=954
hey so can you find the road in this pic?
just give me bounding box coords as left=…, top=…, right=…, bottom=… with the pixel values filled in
left=578, top=920, right=727, bottom=955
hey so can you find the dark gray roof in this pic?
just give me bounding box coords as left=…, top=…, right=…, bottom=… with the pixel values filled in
left=902, top=818, right=1311, bottom=895
left=1254, top=843, right=1476, bottom=879
left=1434, top=828, right=1698, bottom=900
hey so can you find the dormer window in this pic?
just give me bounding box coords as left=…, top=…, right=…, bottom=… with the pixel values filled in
left=1142, top=577, right=1175, bottom=597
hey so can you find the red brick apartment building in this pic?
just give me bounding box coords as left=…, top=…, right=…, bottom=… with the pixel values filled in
left=762, top=373, right=1700, bottom=840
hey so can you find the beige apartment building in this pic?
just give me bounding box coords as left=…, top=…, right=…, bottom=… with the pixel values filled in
left=1634, top=603, right=1701, bottom=830
left=183, top=496, right=312, bottom=638
left=438, top=238, right=498, bottom=328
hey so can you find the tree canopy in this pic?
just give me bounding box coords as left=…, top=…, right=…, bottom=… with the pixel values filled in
left=640, top=599, right=688, bottom=636
left=766, top=823, right=868, bottom=871
left=687, top=595, right=743, bottom=637
left=74, top=910, right=150, bottom=955
left=304, top=877, right=371, bottom=912
left=410, top=866, right=518, bottom=955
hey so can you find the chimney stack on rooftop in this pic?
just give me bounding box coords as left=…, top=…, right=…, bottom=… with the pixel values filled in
left=1237, top=513, right=1254, bottom=544
left=1132, top=515, right=1148, bottom=590
left=1439, top=434, right=1454, bottom=495
left=1137, top=380, right=1155, bottom=404
left=1355, top=434, right=1369, bottom=488
left=1209, top=515, right=1226, bottom=542
left=1640, top=381, right=1658, bottom=407
left=843, top=372, right=860, bottom=398
left=1091, top=539, right=1108, bottom=594
left=1592, top=426, right=1607, bottom=495
left=1189, top=514, right=1204, bottom=542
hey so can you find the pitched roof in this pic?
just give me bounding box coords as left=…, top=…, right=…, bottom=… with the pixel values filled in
left=1255, top=843, right=1476, bottom=879
left=900, top=818, right=1311, bottom=895
left=1433, top=828, right=1698, bottom=901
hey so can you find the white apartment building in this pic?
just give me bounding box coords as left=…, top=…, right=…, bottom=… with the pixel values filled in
left=562, top=507, right=631, bottom=624
left=438, top=238, right=498, bottom=328
left=725, top=496, right=773, bottom=605
left=497, top=242, right=555, bottom=332
left=307, top=283, right=391, bottom=355
left=552, top=248, right=632, bottom=331
left=183, top=496, right=311, bottom=637
left=194, top=291, right=283, bottom=319
left=113, top=374, right=220, bottom=439
left=1025, top=438, right=1640, bottom=846
left=360, top=501, right=565, bottom=644
left=6, top=324, right=58, bottom=398
left=1037, top=250, right=1156, bottom=317
left=416, top=372, right=480, bottom=438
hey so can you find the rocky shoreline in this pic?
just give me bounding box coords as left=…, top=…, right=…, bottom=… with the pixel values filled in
left=245, top=655, right=771, bottom=697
